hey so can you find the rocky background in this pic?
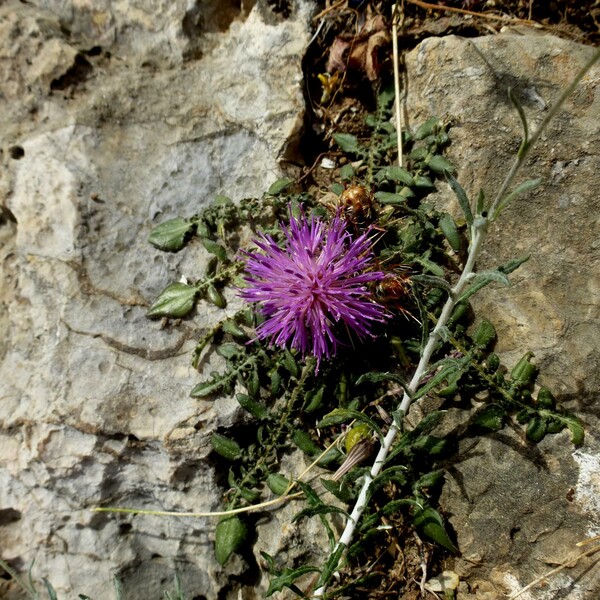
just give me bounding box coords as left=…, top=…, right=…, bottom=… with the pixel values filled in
left=0, top=1, right=598, bottom=599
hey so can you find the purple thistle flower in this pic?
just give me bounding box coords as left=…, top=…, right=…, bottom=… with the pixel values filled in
left=239, top=208, right=387, bottom=364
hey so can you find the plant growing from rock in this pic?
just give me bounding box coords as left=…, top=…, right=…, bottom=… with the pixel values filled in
left=86, top=31, right=600, bottom=600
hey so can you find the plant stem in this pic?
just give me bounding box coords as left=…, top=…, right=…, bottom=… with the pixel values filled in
left=312, top=45, right=600, bottom=599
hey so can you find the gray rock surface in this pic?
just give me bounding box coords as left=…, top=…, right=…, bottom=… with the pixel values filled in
left=0, top=0, right=313, bottom=598
left=404, top=33, right=600, bottom=599
left=1, top=3, right=599, bottom=599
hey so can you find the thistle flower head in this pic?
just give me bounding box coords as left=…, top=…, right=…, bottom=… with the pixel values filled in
left=239, top=208, right=387, bottom=364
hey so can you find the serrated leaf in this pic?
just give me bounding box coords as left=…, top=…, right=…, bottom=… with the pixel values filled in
left=215, top=516, right=247, bottom=565
left=315, top=544, right=345, bottom=589
left=292, top=504, right=349, bottom=523
left=147, top=282, right=198, bottom=318
left=267, top=177, right=293, bottom=195
left=265, top=563, right=320, bottom=597
left=333, top=132, right=362, bottom=155
left=445, top=172, right=473, bottom=227
left=190, top=371, right=234, bottom=397
left=413, top=506, right=458, bottom=553
left=472, top=318, right=496, bottom=348
left=148, top=217, right=195, bottom=251
left=414, top=469, right=445, bottom=491
left=201, top=239, right=227, bottom=261
left=473, top=404, right=507, bottom=431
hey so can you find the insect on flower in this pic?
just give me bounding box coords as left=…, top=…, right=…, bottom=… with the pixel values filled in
left=239, top=207, right=388, bottom=366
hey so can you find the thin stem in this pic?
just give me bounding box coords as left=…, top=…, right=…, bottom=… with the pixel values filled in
left=490, top=46, right=600, bottom=220
left=392, top=3, right=403, bottom=168
left=312, top=46, right=600, bottom=598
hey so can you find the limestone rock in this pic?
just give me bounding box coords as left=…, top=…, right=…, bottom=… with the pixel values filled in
left=0, top=1, right=312, bottom=598
left=404, top=33, right=600, bottom=599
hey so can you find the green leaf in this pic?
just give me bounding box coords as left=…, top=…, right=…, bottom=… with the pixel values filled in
left=333, top=133, right=363, bottom=155
left=236, top=393, right=269, bottom=419
left=413, top=505, right=458, bottom=553
left=414, top=469, right=445, bottom=491
left=508, top=87, right=529, bottom=156
left=268, top=177, right=293, bottom=195
left=206, top=284, right=227, bottom=308
left=267, top=473, right=291, bottom=496
left=201, top=239, right=227, bottom=261
left=510, top=352, right=537, bottom=385
left=265, top=562, right=320, bottom=597
left=499, top=255, right=530, bottom=275
left=414, top=117, right=439, bottom=140
left=190, top=371, right=234, bottom=397
left=553, top=413, right=584, bottom=445
left=339, top=163, right=354, bottom=181
left=458, top=269, right=510, bottom=303
left=316, top=409, right=383, bottom=441
left=210, top=433, right=242, bottom=460
left=315, top=544, right=345, bottom=589
left=473, top=404, right=507, bottom=431
left=525, top=415, right=547, bottom=442
left=303, top=386, right=325, bottom=413
left=147, top=282, right=198, bottom=318
left=148, top=217, right=195, bottom=252
left=472, top=318, right=496, bottom=348
left=215, top=516, right=247, bottom=565
left=292, top=430, right=321, bottom=457
left=356, top=371, right=409, bottom=391
left=439, top=213, right=461, bottom=252
left=536, top=387, right=555, bottom=409
left=367, top=466, right=408, bottom=503
left=413, top=361, right=463, bottom=400
left=493, top=178, right=542, bottom=219
left=376, top=166, right=414, bottom=186
left=411, top=274, right=451, bottom=292
left=114, top=577, right=124, bottom=600
left=413, top=255, right=444, bottom=277
left=321, top=478, right=355, bottom=503
left=413, top=174, right=435, bottom=189
left=374, top=191, right=406, bottom=204
left=43, top=579, right=59, bottom=600
left=427, top=155, right=455, bottom=174
left=292, top=504, right=349, bottom=523
left=445, top=172, right=473, bottom=227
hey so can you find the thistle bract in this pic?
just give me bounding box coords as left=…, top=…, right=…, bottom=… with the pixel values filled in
left=240, top=209, right=387, bottom=364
